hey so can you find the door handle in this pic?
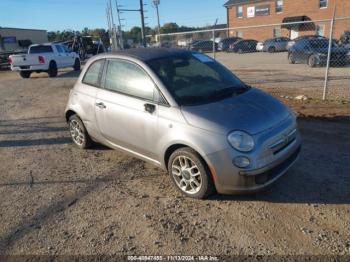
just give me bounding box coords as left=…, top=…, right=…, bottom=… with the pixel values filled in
left=95, top=102, right=106, bottom=109
left=144, top=103, right=156, bottom=114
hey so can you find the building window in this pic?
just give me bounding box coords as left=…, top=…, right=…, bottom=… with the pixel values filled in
left=316, top=24, right=325, bottom=36
left=273, top=26, right=282, bottom=37
left=275, top=0, right=283, bottom=13
left=236, top=6, right=243, bottom=18
left=320, top=0, right=328, bottom=8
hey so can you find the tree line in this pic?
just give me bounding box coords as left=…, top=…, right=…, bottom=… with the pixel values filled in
left=47, top=22, right=221, bottom=47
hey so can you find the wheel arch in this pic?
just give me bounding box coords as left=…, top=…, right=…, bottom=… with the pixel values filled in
left=65, top=109, right=77, bottom=122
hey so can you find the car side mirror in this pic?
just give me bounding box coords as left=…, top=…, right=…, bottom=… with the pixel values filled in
left=144, top=103, right=156, bottom=114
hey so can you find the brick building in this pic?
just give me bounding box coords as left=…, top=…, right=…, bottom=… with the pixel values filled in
left=224, top=0, right=350, bottom=41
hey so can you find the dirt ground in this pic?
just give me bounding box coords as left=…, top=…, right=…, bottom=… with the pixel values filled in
left=0, top=64, right=349, bottom=258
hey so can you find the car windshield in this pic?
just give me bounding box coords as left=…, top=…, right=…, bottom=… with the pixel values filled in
left=147, top=53, right=247, bottom=106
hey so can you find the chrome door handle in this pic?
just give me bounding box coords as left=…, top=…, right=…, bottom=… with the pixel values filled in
left=95, top=102, right=106, bottom=109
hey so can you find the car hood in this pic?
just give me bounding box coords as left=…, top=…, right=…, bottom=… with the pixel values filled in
left=181, top=88, right=291, bottom=135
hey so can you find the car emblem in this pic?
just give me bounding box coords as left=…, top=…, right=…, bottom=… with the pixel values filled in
left=282, top=134, right=289, bottom=145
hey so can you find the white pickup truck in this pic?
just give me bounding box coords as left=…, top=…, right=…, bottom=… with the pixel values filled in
left=9, top=43, right=81, bottom=78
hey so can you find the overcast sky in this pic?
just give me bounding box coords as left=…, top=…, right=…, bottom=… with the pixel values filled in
left=0, top=0, right=227, bottom=31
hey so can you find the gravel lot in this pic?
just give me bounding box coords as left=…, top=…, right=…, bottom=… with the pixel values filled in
left=0, top=54, right=349, bottom=257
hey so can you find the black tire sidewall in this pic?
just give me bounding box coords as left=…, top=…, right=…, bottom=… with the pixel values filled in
left=167, top=147, right=215, bottom=199
left=20, top=71, right=31, bottom=78
left=74, top=59, right=81, bottom=71
left=48, top=61, right=58, bottom=77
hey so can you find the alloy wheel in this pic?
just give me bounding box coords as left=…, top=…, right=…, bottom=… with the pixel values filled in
left=69, top=119, right=85, bottom=146
left=171, top=156, right=202, bottom=194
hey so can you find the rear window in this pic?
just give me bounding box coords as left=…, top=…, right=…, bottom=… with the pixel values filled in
left=29, top=46, right=53, bottom=54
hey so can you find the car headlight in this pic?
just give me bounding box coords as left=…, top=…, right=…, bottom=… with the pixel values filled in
left=228, top=131, right=255, bottom=152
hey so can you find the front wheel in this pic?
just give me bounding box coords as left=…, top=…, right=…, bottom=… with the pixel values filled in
left=308, top=55, right=317, bottom=68
left=288, top=53, right=295, bottom=64
left=68, top=115, right=92, bottom=149
left=168, top=147, right=215, bottom=199
left=20, top=71, right=31, bottom=78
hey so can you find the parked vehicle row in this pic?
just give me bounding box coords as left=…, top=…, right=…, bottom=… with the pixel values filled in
left=9, top=43, right=81, bottom=78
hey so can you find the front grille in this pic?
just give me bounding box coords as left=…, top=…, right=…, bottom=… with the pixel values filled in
left=269, top=128, right=297, bottom=155
left=255, top=146, right=301, bottom=185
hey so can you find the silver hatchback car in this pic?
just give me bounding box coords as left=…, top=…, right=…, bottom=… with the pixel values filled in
left=65, top=48, right=301, bottom=199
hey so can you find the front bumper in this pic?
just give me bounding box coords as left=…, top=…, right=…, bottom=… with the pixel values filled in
left=204, top=119, right=302, bottom=195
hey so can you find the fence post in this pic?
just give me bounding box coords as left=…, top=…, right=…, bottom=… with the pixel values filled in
left=323, top=5, right=336, bottom=100
left=213, top=19, right=218, bottom=60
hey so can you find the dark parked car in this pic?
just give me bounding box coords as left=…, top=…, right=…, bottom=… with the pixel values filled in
left=218, top=37, right=242, bottom=51
left=229, top=39, right=258, bottom=53
left=189, top=40, right=218, bottom=52
left=339, top=31, right=350, bottom=46
left=286, top=35, right=326, bottom=50
left=259, top=37, right=291, bottom=53
left=288, top=38, right=348, bottom=67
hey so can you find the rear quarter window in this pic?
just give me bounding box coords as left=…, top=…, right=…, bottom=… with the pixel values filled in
left=29, top=46, right=53, bottom=54
left=82, top=59, right=105, bottom=87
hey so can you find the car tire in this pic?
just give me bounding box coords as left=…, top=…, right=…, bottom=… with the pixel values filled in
left=168, top=147, right=216, bottom=199
left=238, top=49, right=243, bottom=54
left=68, top=115, right=92, bottom=149
left=268, top=46, right=276, bottom=53
left=19, top=71, right=31, bottom=78
left=73, top=58, right=81, bottom=71
left=288, top=53, right=295, bottom=64
left=308, top=55, right=317, bottom=68
left=48, top=61, right=58, bottom=77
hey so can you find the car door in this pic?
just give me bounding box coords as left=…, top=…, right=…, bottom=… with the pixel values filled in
left=292, top=40, right=305, bottom=62
left=55, top=45, right=71, bottom=67
left=299, top=41, right=312, bottom=63
left=62, top=44, right=76, bottom=66
left=95, top=58, right=159, bottom=161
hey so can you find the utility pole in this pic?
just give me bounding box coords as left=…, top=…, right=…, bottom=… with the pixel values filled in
left=115, top=0, right=147, bottom=47
left=140, top=0, right=146, bottom=47
left=115, top=0, right=124, bottom=49
left=152, top=0, right=161, bottom=43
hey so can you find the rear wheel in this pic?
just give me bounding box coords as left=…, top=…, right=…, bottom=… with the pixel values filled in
left=238, top=48, right=243, bottom=54
left=168, top=147, right=215, bottom=199
left=73, top=58, right=81, bottom=71
left=268, top=46, right=276, bottom=53
left=48, top=61, right=58, bottom=77
left=68, top=115, right=92, bottom=149
left=308, top=55, right=317, bottom=68
left=19, top=71, right=31, bottom=78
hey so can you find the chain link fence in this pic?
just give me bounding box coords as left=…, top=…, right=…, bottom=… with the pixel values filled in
left=148, top=17, right=350, bottom=101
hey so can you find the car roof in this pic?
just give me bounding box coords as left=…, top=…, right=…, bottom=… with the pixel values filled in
left=109, top=48, right=191, bottom=62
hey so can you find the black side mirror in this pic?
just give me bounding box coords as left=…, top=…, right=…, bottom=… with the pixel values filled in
left=144, top=103, right=156, bottom=114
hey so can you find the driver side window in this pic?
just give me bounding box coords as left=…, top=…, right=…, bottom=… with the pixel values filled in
left=104, top=59, right=156, bottom=101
